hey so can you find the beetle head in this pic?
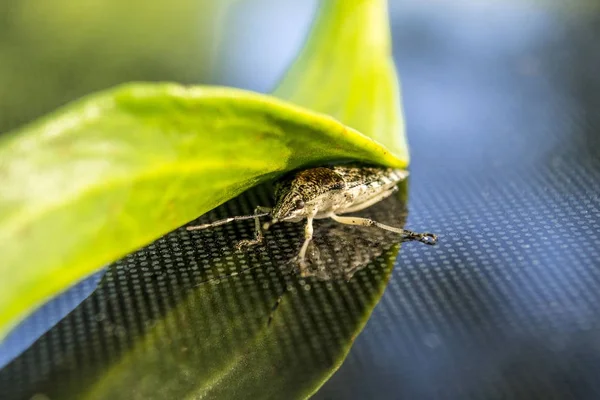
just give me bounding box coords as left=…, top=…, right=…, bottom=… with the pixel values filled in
left=271, top=192, right=306, bottom=223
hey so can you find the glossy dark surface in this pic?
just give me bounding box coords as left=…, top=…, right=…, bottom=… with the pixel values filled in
left=318, top=1, right=600, bottom=399
left=0, top=183, right=414, bottom=399
left=1, top=0, right=600, bottom=399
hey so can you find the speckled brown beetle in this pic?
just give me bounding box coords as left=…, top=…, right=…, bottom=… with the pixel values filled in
left=187, top=164, right=437, bottom=277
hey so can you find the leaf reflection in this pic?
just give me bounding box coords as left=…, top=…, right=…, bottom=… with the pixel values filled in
left=0, top=181, right=413, bottom=400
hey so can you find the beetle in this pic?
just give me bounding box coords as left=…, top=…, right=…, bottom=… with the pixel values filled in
left=186, top=164, right=437, bottom=277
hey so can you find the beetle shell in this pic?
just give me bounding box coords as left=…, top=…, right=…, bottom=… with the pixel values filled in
left=271, top=165, right=409, bottom=222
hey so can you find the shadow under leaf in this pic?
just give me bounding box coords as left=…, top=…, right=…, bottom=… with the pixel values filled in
left=0, top=180, right=416, bottom=400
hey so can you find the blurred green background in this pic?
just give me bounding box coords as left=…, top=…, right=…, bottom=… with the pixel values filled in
left=0, top=0, right=232, bottom=133
left=2, top=0, right=599, bottom=136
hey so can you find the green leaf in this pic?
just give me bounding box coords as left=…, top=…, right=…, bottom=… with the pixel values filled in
left=0, top=83, right=403, bottom=341
left=274, top=0, right=408, bottom=163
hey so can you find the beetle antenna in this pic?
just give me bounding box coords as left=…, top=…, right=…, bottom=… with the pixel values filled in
left=186, top=211, right=270, bottom=231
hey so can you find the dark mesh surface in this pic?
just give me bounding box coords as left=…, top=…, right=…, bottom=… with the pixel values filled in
left=0, top=184, right=415, bottom=400
left=317, top=1, right=600, bottom=399
left=1, top=1, right=600, bottom=399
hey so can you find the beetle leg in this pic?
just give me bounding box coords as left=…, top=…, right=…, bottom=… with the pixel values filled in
left=296, top=214, right=315, bottom=277
left=236, top=206, right=273, bottom=250
left=329, top=214, right=438, bottom=245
